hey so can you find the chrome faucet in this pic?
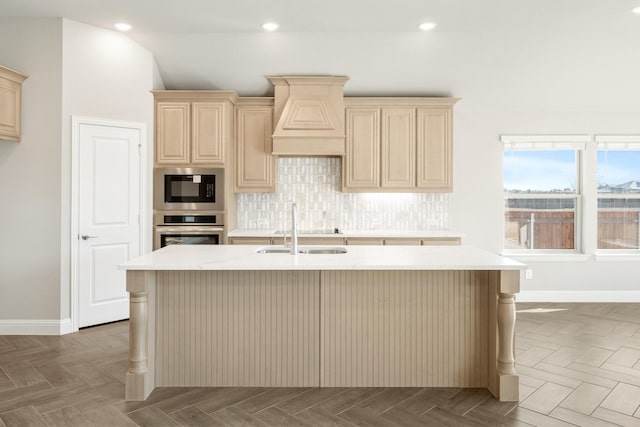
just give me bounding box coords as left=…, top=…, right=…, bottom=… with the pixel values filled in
left=291, top=202, right=298, bottom=255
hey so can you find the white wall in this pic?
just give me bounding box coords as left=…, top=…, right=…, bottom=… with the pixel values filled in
left=0, top=18, right=161, bottom=332
left=453, top=109, right=640, bottom=296
left=60, top=19, right=161, bottom=321
left=0, top=18, right=63, bottom=320
left=139, top=30, right=640, bottom=296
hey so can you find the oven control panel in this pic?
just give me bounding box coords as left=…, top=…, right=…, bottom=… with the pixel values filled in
left=154, top=213, right=224, bottom=226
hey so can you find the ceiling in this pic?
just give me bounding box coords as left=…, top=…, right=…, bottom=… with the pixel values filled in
left=1, top=0, right=638, bottom=34
left=1, top=0, right=639, bottom=97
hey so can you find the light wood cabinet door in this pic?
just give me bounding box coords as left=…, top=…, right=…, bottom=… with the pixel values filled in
left=422, top=238, right=460, bottom=246
left=345, top=238, right=385, bottom=245
left=156, top=102, right=190, bottom=165
left=0, top=66, right=27, bottom=142
left=381, top=108, right=415, bottom=188
left=228, top=237, right=272, bottom=245
left=192, top=102, right=224, bottom=164
left=384, top=238, right=422, bottom=245
left=417, top=107, right=452, bottom=191
left=344, top=107, right=380, bottom=189
left=297, top=237, right=345, bottom=245
left=235, top=106, right=275, bottom=192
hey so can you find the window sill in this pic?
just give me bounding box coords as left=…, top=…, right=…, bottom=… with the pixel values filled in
left=594, top=252, right=640, bottom=262
left=500, top=253, right=591, bottom=262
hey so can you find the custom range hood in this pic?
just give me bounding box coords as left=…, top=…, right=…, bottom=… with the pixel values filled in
left=268, top=76, right=349, bottom=155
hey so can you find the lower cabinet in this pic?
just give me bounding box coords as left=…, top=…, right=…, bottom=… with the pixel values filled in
left=345, top=238, right=384, bottom=245
left=298, top=237, right=344, bottom=245
left=422, top=238, right=461, bottom=246
left=383, top=238, right=422, bottom=245
left=230, top=236, right=461, bottom=246
left=348, top=237, right=461, bottom=245
left=229, top=237, right=346, bottom=245
left=228, top=237, right=272, bottom=245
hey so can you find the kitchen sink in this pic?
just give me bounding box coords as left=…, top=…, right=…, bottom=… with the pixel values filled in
left=256, top=246, right=347, bottom=255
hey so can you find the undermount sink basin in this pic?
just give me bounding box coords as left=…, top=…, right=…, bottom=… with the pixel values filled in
left=256, top=246, right=348, bottom=255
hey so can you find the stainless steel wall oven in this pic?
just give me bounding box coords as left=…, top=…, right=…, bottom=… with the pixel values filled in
left=154, top=213, right=224, bottom=250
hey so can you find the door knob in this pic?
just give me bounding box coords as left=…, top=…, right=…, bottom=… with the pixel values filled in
left=81, top=234, right=99, bottom=240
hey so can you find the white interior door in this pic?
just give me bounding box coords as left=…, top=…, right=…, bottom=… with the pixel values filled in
left=78, top=121, right=142, bottom=328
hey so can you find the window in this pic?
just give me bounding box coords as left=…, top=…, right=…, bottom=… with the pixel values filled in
left=596, top=137, right=640, bottom=251
left=502, top=136, right=588, bottom=252
left=502, top=135, right=640, bottom=255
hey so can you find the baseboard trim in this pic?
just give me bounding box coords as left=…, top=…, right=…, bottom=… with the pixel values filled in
left=518, top=291, right=640, bottom=303
left=0, top=318, right=74, bottom=335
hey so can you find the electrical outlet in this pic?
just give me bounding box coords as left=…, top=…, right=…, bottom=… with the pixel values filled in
left=525, top=269, right=533, bottom=280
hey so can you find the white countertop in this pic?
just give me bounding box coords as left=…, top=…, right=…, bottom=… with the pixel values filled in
left=228, top=229, right=465, bottom=239
left=120, top=245, right=525, bottom=271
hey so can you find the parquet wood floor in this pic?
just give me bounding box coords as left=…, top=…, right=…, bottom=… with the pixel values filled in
left=1, top=303, right=639, bottom=426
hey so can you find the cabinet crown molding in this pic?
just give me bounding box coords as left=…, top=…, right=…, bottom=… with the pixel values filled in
left=0, top=65, right=28, bottom=83
left=152, top=90, right=239, bottom=103
left=267, top=75, right=349, bottom=86
left=345, top=97, right=460, bottom=107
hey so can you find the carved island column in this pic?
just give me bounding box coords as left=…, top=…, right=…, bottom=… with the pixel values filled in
left=125, top=270, right=156, bottom=401
left=494, top=270, right=520, bottom=401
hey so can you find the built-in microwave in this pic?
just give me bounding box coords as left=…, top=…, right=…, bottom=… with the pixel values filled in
left=154, top=167, right=224, bottom=211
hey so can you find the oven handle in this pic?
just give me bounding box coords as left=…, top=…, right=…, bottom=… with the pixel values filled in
left=156, top=226, right=224, bottom=233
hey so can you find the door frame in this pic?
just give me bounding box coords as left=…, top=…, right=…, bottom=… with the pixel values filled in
left=70, top=116, right=148, bottom=332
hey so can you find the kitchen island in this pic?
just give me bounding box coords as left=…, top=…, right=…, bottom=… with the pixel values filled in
left=120, top=245, right=525, bottom=401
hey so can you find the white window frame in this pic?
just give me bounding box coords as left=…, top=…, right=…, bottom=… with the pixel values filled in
left=594, top=135, right=640, bottom=255
left=501, top=135, right=588, bottom=255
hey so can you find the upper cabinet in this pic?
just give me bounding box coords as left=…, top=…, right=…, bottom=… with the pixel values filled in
left=417, top=107, right=453, bottom=190
left=156, top=101, right=190, bottom=164
left=235, top=98, right=275, bottom=192
left=152, top=84, right=459, bottom=195
left=192, top=102, right=226, bottom=164
left=343, top=98, right=458, bottom=192
left=153, top=91, right=237, bottom=166
left=381, top=108, right=416, bottom=189
left=0, top=65, right=28, bottom=142
left=343, top=107, right=379, bottom=189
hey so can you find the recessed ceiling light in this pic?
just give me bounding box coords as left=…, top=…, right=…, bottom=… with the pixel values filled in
left=633, top=6, right=640, bottom=14
left=262, top=22, right=279, bottom=31
left=114, top=23, right=132, bottom=32
left=418, top=22, right=437, bottom=31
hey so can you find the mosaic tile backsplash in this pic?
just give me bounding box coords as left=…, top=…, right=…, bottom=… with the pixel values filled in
left=236, top=157, right=449, bottom=231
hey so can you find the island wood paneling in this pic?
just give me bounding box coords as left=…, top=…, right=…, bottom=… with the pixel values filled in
left=320, top=270, right=489, bottom=387
left=140, top=268, right=517, bottom=400
left=155, top=270, right=320, bottom=387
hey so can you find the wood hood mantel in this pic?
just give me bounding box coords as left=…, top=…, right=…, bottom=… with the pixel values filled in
left=268, top=75, right=349, bottom=156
